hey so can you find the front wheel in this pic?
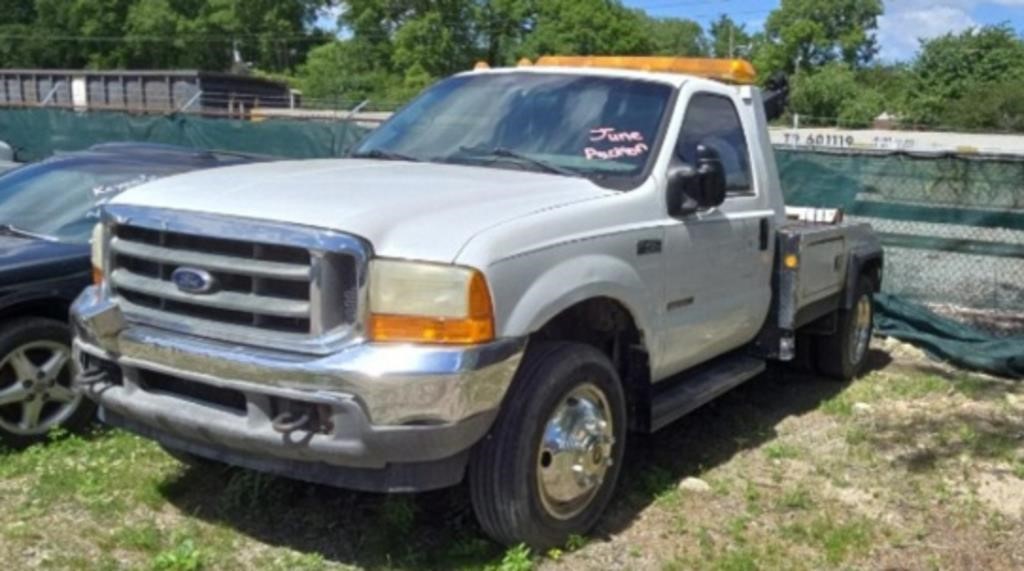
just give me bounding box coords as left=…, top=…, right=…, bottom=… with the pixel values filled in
left=468, top=342, right=627, bottom=550
left=816, top=277, right=875, bottom=381
left=0, top=318, right=96, bottom=448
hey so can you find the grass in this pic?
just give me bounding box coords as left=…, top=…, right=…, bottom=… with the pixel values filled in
left=0, top=366, right=1021, bottom=570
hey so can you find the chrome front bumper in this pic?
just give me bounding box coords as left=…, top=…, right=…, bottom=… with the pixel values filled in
left=71, top=286, right=524, bottom=483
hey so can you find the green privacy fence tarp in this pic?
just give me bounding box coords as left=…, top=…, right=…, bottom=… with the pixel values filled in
left=778, top=148, right=1024, bottom=378
left=876, top=295, right=1024, bottom=379
left=0, top=108, right=369, bottom=162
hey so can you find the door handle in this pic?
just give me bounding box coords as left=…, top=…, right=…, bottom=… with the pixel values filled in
left=759, top=218, right=770, bottom=251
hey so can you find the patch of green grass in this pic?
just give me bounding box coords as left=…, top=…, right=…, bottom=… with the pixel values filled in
left=564, top=533, right=589, bottom=552
left=776, top=487, right=814, bottom=511
left=490, top=544, right=533, bottom=571
left=763, top=442, right=802, bottom=460
left=152, top=538, right=204, bottom=571
left=958, top=424, right=1020, bottom=461
left=784, top=516, right=873, bottom=565
left=218, top=469, right=291, bottom=513
left=0, top=430, right=175, bottom=518
left=822, top=372, right=949, bottom=417
left=712, top=548, right=759, bottom=571
left=112, top=520, right=164, bottom=553
left=1014, top=461, right=1024, bottom=480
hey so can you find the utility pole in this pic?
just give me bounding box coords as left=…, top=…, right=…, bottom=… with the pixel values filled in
left=729, top=26, right=735, bottom=58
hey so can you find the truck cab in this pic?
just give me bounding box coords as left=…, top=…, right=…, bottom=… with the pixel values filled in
left=71, top=57, right=881, bottom=549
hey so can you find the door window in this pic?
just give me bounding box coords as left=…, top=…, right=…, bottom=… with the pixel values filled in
left=676, top=93, right=753, bottom=194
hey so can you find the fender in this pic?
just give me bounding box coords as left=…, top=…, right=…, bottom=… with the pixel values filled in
left=499, top=253, right=657, bottom=348
left=0, top=271, right=89, bottom=318
left=843, top=248, right=884, bottom=309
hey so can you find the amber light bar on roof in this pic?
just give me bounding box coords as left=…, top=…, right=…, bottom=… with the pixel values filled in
left=531, top=56, right=758, bottom=85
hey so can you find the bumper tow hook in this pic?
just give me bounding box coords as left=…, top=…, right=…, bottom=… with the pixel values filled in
left=271, top=411, right=312, bottom=435
left=76, top=367, right=109, bottom=387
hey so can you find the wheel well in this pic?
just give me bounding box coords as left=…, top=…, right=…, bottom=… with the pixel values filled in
left=0, top=298, right=71, bottom=324
left=531, top=298, right=652, bottom=431
left=861, top=258, right=883, bottom=292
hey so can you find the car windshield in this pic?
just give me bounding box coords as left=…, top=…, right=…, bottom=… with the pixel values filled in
left=0, top=158, right=190, bottom=243
left=354, top=73, right=674, bottom=183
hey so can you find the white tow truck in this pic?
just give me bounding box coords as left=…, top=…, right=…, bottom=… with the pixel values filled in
left=72, top=56, right=882, bottom=548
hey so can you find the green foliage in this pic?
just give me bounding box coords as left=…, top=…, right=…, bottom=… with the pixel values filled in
left=904, top=25, right=1024, bottom=130
left=709, top=15, right=752, bottom=58
left=518, top=0, right=653, bottom=58
left=644, top=16, right=707, bottom=57
left=152, top=538, right=204, bottom=571
left=757, top=0, right=883, bottom=75
left=0, top=0, right=330, bottom=71
left=492, top=543, right=534, bottom=571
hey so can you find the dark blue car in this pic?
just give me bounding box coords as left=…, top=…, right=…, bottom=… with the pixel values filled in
left=0, top=143, right=266, bottom=447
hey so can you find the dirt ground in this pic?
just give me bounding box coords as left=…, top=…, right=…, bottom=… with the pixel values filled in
left=0, top=337, right=1021, bottom=570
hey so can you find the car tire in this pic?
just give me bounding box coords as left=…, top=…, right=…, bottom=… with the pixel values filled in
left=816, top=277, right=875, bottom=381
left=468, top=342, right=627, bottom=550
left=0, top=318, right=95, bottom=448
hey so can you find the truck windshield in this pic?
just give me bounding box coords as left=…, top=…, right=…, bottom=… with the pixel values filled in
left=354, top=73, right=674, bottom=183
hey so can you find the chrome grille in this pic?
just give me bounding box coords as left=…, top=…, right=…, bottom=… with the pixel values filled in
left=103, top=206, right=365, bottom=354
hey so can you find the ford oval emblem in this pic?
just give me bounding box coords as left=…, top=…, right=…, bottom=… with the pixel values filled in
left=171, top=267, right=217, bottom=295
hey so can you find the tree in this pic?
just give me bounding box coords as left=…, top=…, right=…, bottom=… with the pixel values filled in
left=904, top=25, right=1024, bottom=129
left=756, top=0, right=882, bottom=76
left=518, top=0, right=653, bottom=59
left=644, top=16, right=706, bottom=57
left=708, top=15, right=750, bottom=59
left=789, top=62, right=884, bottom=127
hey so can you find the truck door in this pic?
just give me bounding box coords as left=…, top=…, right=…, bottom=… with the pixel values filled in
left=657, top=90, right=772, bottom=376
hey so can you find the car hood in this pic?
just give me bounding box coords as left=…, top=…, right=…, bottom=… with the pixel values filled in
left=110, top=159, right=614, bottom=261
left=0, top=235, right=90, bottom=287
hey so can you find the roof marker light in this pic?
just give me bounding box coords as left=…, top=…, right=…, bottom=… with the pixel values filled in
left=534, top=56, right=758, bottom=85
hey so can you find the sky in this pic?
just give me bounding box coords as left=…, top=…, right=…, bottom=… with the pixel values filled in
left=315, top=1, right=1024, bottom=62
left=627, top=0, right=1024, bottom=61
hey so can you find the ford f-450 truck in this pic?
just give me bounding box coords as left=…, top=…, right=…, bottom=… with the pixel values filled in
left=72, top=57, right=882, bottom=548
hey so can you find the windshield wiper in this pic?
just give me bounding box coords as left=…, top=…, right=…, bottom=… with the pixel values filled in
left=351, top=148, right=422, bottom=163
left=452, top=146, right=581, bottom=177
left=0, top=224, right=57, bottom=242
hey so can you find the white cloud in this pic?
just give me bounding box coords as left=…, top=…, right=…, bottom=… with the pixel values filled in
left=877, top=2, right=978, bottom=61
left=876, top=0, right=1024, bottom=61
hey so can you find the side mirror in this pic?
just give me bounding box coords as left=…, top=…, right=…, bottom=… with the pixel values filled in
left=667, top=145, right=727, bottom=217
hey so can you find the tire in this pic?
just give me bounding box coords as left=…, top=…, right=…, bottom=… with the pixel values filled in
left=0, top=317, right=96, bottom=448
left=816, top=277, right=875, bottom=381
left=468, top=342, right=627, bottom=550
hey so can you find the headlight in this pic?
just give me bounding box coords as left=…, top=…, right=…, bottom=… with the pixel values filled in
left=368, top=259, right=495, bottom=345
left=90, top=223, right=106, bottom=285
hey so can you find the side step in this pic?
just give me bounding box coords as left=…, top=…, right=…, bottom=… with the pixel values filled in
left=650, top=354, right=766, bottom=432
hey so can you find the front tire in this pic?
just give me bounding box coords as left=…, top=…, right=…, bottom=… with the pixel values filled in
left=468, top=342, right=627, bottom=550
left=816, top=277, right=875, bottom=381
left=0, top=318, right=96, bottom=448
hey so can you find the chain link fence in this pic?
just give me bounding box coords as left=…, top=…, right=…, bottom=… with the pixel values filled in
left=777, top=148, right=1024, bottom=337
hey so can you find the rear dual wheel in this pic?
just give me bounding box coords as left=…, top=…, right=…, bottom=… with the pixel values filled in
left=469, top=342, right=627, bottom=550
left=816, top=277, right=875, bottom=381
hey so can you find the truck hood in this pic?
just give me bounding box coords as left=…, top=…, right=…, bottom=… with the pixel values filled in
left=111, top=159, right=613, bottom=261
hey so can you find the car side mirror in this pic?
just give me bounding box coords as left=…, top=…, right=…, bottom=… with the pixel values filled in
left=667, top=145, right=727, bottom=217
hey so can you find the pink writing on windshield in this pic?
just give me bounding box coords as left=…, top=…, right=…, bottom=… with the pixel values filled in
left=589, top=127, right=645, bottom=143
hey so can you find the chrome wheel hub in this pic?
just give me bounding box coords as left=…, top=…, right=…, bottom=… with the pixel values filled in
left=0, top=341, right=78, bottom=436
left=850, top=294, right=872, bottom=365
left=537, top=383, right=615, bottom=520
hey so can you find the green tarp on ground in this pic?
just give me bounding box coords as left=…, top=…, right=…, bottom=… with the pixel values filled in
left=0, top=108, right=368, bottom=162
left=876, top=295, right=1024, bottom=379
